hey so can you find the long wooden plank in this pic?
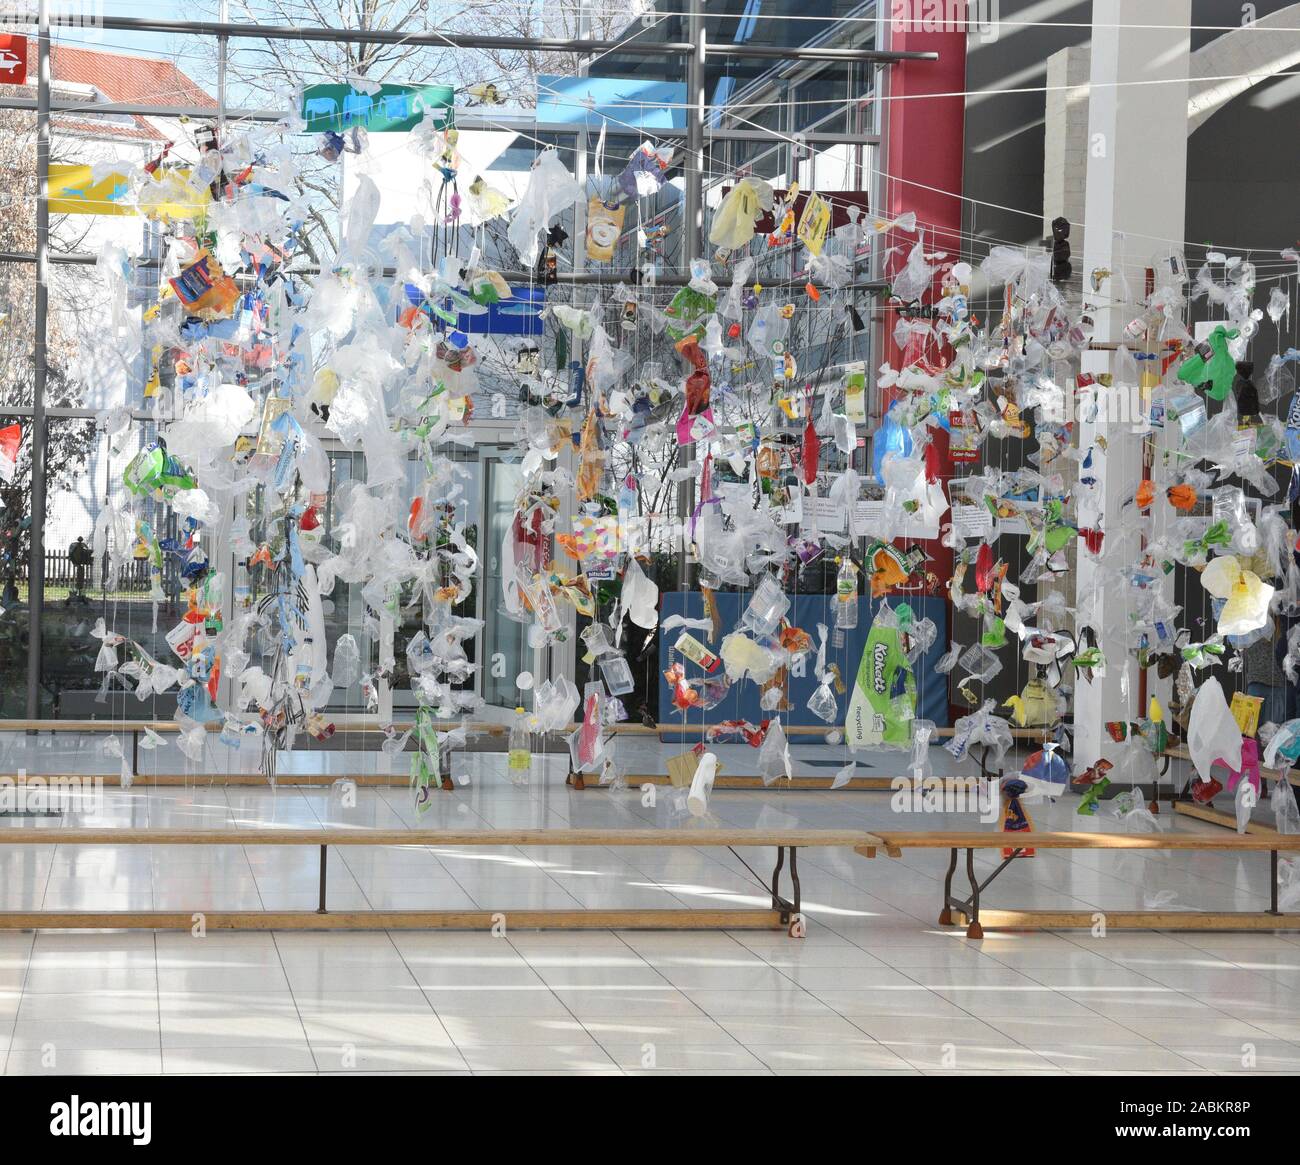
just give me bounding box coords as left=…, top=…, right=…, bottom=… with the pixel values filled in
left=8, top=771, right=966, bottom=792
left=0, top=719, right=504, bottom=735
left=950, top=909, right=1300, bottom=932
left=9, top=773, right=416, bottom=787
left=865, top=829, right=1291, bottom=851
left=0, top=827, right=880, bottom=848
left=619, top=774, right=896, bottom=790
left=1172, top=800, right=1300, bottom=849
left=0, top=909, right=785, bottom=931
left=1164, top=744, right=1300, bottom=789
left=615, top=774, right=985, bottom=791
left=0, top=717, right=1051, bottom=740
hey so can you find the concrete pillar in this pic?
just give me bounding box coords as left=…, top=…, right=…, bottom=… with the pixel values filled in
left=1041, top=44, right=1091, bottom=239
left=1072, top=0, right=1190, bottom=770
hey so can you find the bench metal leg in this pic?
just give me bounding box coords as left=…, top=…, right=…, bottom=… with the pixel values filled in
left=965, top=847, right=983, bottom=939
left=938, top=847, right=958, bottom=925
left=770, top=845, right=786, bottom=912
left=789, top=847, right=801, bottom=917
left=318, top=845, right=328, bottom=915
left=1270, top=849, right=1280, bottom=916
left=939, top=846, right=1028, bottom=939
left=767, top=846, right=803, bottom=935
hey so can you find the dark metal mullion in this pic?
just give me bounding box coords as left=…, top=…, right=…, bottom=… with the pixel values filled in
left=25, top=0, right=48, bottom=720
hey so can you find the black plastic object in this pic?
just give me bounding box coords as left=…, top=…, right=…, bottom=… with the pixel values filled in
left=1050, top=216, right=1072, bottom=284
left=1232, top=360, right=1260, bottom=420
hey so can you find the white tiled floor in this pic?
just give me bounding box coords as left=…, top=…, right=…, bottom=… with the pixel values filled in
left=0, top=734, right=1296, bottom=1075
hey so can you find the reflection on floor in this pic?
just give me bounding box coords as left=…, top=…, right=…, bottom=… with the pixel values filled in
left=0, top=732, right=1292, bottom=1075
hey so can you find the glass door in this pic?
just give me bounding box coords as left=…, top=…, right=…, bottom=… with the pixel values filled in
left=480, top=453, right=528, bottom=712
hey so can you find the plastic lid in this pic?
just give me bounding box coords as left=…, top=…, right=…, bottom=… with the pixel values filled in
left=515, top=706, right=525, bottom=714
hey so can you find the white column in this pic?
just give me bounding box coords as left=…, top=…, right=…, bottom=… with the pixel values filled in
left=1073, top=0, right=1190, bottom=770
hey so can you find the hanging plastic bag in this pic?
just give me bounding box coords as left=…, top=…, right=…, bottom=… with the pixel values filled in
left=709, top=177, right=774, bottom=252
left=687, top=751, right=719, bottom=816
left=756, top=720, right=791, bottom=785
left=846, top=605, right=916, bottom=750
left=585, top=196, right=625, bottom=261
left=507, top=148, right=581, bottom=267
left=619, top=555, right=659, bottom=631
left=1188, top=677, right=1243, bottom=781
left=910, top=721, right=935, bottom=782
left=741, top=574, right=790, bottom=637
left=1201, top=554, right=1274, bottom=637
left=1234, top=774, right=1256, bottom=834
left=1003, top=677, right=1059, bottom=727
left=796, top=191, right=832, bottom=256
left=719, top=633, right=779, bottom=685
left=1273, top=772, right=1300, bottom=834
left=1177, top=324, right=1240, bottom=400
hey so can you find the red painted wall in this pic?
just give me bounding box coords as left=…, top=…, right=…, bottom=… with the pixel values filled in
left=882, top=15, right=967, bottom=718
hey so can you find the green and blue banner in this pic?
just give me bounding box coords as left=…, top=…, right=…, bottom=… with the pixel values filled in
left=299, top=83, right=454, bottom=133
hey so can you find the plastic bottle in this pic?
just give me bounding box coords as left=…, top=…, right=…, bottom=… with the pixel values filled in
left=508, top=707, right=532, bottom=782
left=834, top=557, right=859, bottom=630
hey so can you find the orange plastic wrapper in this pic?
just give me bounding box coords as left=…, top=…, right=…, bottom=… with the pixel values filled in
left=576, top=409, right=605, bottom=502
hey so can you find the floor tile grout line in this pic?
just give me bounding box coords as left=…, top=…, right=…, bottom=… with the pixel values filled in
left=386, top=929, right=472, bottom=1076
left=270, top=930, right=324, bottom=1076
left=0, top=930, right=35, bottom=1076
left=815, top=936, right=1062, bottom=1071
left=736, top=922, right=1034, bottom=1069
left=519, top=930, right=632, bottom=1075
left=152, top=931, right=162, bottom=1074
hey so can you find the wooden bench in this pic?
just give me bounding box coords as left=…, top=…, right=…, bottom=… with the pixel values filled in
left=0, top=718, right=1037, bottom=791
left=1161, top=744, right=1300, bottom=836
left=860, top=830, right=1298, bottom=938
left=595, top=727, right=1051, bottom=792
left=1, top=718, right=537, bottom=788
left=0, top=827, right=880, bottom=934
left=604, top=774, right=991, bottom=792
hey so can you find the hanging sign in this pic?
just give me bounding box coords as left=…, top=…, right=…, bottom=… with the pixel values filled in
left=536, top=75, right=687, bottom=131
left=0, top=36, right=27, bottom=85
left=299, top=83, right=453, bottom=133
left=48, top=165, right=210, bottom=219
left=48, top=164, right=134, bottom=216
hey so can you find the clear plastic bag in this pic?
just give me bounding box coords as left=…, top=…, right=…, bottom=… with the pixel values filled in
left=599, top=653, right=635, bottom=696
left=1273, top=774, right=1300, bottom=834
left=957, top=643, right=1002, bottom=685
left=506, top=148, right=581, bottom=267
left=807, top=680, right=838, bottom=723
left=742, top=574, right=790, bottom=637
left=756, top=720, right=791, bottom=785
left=687, top=751, right=719, bottom=816
left=332, top=634, right=361, bottom=688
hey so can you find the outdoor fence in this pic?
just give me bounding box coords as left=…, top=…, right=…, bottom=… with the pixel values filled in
left=8, top=551, right=162, bottom=599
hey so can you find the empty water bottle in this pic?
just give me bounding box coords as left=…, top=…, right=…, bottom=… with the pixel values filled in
left=833, top=557, right=859, bottom=647
left=508, top=707, right=532, bottom=784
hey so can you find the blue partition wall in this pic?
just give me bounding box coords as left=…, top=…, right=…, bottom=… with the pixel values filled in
left=657, top=592, right=950, bottom=728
